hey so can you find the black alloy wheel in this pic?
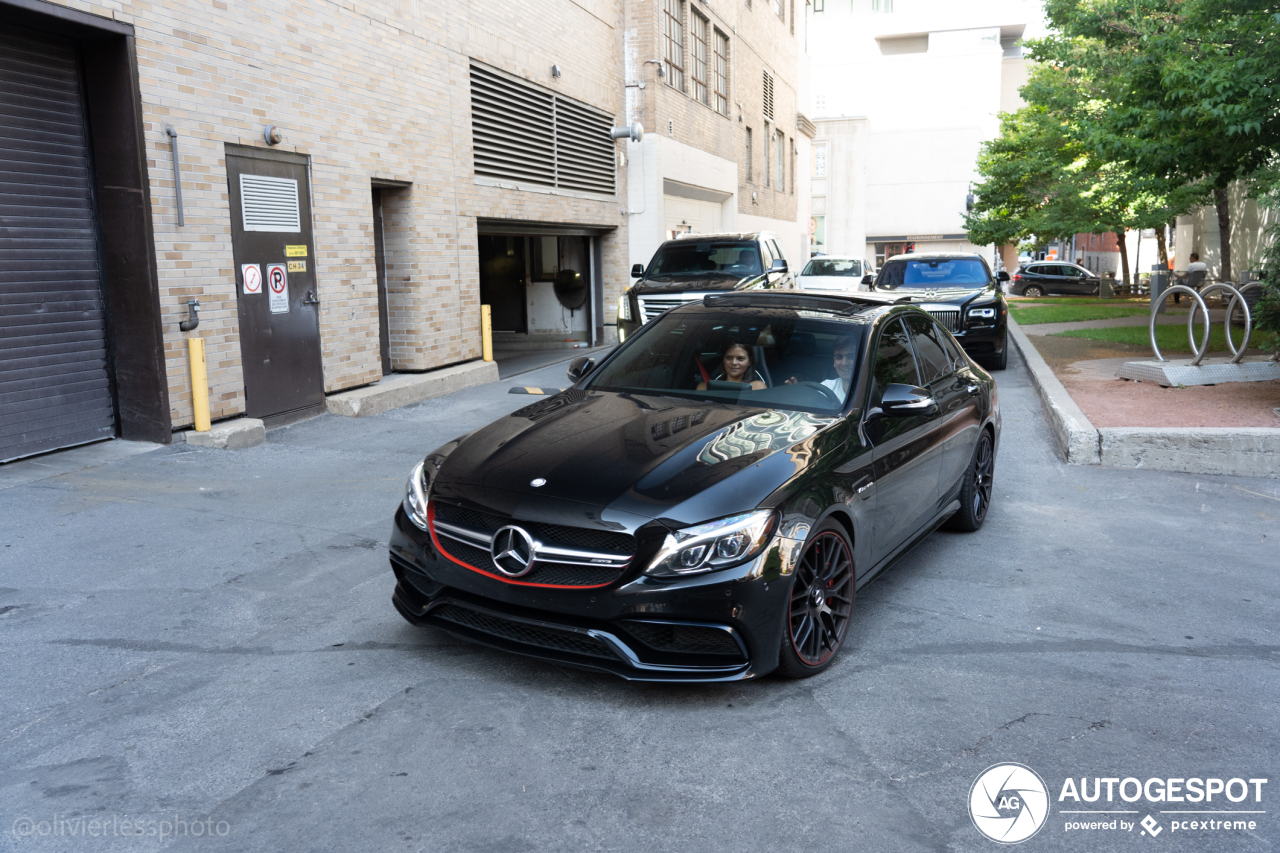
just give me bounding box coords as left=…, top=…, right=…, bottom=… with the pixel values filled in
left=989, top=331, right=1008, bottom=370
left=946, top=430, right=995, bottom=532
left=1022, top=284, right=1045, bottom=298
left=777, top=520, right=855, bottom=677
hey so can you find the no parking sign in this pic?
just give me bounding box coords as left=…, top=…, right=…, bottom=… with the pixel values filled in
left=266, top=263, right=289, bottom=314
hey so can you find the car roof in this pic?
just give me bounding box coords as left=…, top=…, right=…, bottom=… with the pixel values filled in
left=673, top=290, right=913, bottom=322
left=883, top=251, right=986, bottom=263
left=801, top=255, right=863, bottom=263
left=665, top=231, right=775, bottom=244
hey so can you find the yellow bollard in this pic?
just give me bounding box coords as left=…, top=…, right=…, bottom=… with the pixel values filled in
left=188, top=337, right=211, bottom=432
left=481, top=304, right=493, bottom=362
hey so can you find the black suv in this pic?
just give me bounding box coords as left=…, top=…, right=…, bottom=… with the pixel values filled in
left=617, top=231, right=795, bottom=341
left=1010, top=262, right=1101, bottom=297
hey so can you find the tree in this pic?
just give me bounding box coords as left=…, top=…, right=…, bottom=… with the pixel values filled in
left=1033, top=0, right=1280, bottom=282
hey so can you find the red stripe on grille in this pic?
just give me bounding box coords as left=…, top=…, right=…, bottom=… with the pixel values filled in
left=426, top=502, right=624, bottom=589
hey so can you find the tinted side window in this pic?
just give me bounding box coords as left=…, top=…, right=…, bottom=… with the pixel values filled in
left=937, top=323, right=968, bottom=368
left=759, top=240, right=775, bottom=269
left=770, top=240, right=786, bottom=262
left=903, top=314, right=951, bottom=385
left=869, top=318, right=919, bottom=406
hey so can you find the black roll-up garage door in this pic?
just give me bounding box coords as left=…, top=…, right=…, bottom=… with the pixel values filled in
left=1, top=27, right=115, bottom=463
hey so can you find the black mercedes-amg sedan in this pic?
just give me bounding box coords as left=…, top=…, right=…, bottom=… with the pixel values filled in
left=389, top=291, right=1000, bottom=681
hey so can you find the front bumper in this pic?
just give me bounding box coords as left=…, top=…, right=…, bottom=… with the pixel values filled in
left=389, top=506, right=799, bottom=681
left=951, top=318, right=1007, bottom=357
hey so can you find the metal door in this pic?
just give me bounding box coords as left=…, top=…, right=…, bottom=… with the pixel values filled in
left=478, top=235, right=527, bottom=333
left=225, top=146, right=324, bottom=422
left=0, top=27, right=115, bottom=462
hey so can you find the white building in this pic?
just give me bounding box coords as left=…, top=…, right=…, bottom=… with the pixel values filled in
left=806, top=0, right=1044, bottom=269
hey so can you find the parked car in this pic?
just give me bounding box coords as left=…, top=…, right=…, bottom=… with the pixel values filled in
left=617, top=232, right=794, bottom=342
left=796, top=256, right=870, bottom=292
left=1010, top=261, right=1101, bottom=297
left=866, top=252, right=1010, bottom=370
left=390, top=291, right=1000, bottom=681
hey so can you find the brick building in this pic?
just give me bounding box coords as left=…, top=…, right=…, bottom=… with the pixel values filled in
left=1, top=0, right=629, bottom=461
left=622, top=0, right=813, bottom=274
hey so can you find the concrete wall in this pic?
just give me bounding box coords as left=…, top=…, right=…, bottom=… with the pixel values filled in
left=1176, top=183, right=1279, bottom=278
left=811, top=117, right=869, bottom=261
left=36, top=0, right=628, bottom=429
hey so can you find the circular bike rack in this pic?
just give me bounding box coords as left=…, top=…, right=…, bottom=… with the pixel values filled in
left=1148, top=282, right=1252, bottom=366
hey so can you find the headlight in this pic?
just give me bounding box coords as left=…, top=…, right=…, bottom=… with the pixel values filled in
left=618, top=293, right=632, bottom=322
left=645, top=510, right=778, bottom=578
left=967, top=307, right=997, bottom=319
left=403, top=460, right=430, bottom=530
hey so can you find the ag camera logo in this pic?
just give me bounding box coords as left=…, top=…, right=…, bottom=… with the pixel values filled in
left=969, top=763, right=1050, bottom=844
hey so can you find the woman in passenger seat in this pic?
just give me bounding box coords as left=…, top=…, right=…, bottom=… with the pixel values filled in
left=697, top=342, right=767, bottom=391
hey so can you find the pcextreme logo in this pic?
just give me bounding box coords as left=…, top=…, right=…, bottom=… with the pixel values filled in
left=968, top=764, right=1269, bottom=844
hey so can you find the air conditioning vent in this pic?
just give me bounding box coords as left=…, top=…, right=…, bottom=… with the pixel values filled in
left=762, top=71, right=775, bottom=121
left=469, top=63, right=616, bottom=197
left=239, top=174, right=301, bottom=232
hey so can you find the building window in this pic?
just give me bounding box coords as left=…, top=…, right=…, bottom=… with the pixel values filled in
left=764, top=130, right=771, bottom=187
left=815, top=92, right=827, bottom=113
left=774, top=0, right=783, bottom=19
left=775, top=130, right=785, bottom=192
left=790, top=0, right=795, bottom=33
left=871, top=0, right=892, bottom=11
left=714, top=30, right=730, bottom=115
left=813, top=0, right=823, bottom=10
left=691, top=12, right=709, bottom=105
left=762, top=71, right=775, bottom=121
left=812, top=142, right=827, bottom=177
left=746, top=127, right=753, bottom=182
left=790, top=138, right=796, bottom=194
left=663, top=0, right=685, bottom=91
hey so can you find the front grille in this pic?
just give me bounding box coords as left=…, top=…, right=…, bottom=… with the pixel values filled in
left=639, top=295, right=699, bottom=322
left=443, top=538, right=625, bottom=586
left=432, top=603, right=618, bottom=660
left=926, top=309, right=960, bottom=332
left=621, top=621, right=745, bottom=659
left=434, top=502, right=636, bottom=555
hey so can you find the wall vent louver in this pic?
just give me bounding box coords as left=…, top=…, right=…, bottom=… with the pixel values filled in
left=240, top=174, right=301, bottom=232
left=470, top=63, right=616, bottom=197
left=762, top=71, right=775, bottom=122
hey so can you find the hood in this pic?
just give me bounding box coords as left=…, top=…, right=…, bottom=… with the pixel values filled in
left=878, top=285, right=996, bottom=306
left=634, top=273, right=761, bottom=294
left=434, top=390, right=838, bottom=524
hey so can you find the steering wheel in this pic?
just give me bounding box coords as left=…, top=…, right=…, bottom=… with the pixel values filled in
left=796, top=381, right=842, bottom=406
left=785, top=371, right=815, bottom=384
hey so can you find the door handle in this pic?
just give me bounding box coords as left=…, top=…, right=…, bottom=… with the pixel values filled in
left=303, top=290, right=320, bottom=305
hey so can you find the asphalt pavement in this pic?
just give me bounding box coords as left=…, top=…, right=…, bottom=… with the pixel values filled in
left=1, top=348, right=1276, bottom=852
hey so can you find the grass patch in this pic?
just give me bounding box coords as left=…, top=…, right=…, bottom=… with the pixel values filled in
left=1008, top=296, right=1148, bottom=305
left=1054, top=323, right=1274, bottom=353
left=1010, top=304, right=1152, bottom=325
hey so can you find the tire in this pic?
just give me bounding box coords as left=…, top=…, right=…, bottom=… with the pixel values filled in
left=945, top=429, right=995, bottom=532
left=1022, top=284, right=1045, bottom=298
left=989, top=331, right=1008, bottom=370
left=776, top=520, right=855, bottom=678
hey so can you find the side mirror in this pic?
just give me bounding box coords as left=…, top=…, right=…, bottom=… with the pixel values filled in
left=996, top=270, right=1010, bottom=282
left=876, top=384, right=938, bottom=418
left=861, top=274, right=873, bottom=286
left=770, top=258, right=788, bottom=274
left=567, top=356, right=596, bottom=384
left=631, top=263, right=645, bottom=278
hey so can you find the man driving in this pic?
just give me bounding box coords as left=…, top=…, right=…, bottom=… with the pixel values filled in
left=785, top=335, right=857, bottom=401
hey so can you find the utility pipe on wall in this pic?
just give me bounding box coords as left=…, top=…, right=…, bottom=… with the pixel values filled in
left=188, top=338, right=211, bottom=432
left=164, top=125, right=185, bottom=227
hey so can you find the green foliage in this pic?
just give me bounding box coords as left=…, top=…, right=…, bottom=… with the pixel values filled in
left=1008, top=304, right=1152, bottom=324
left=1054, top=323, right=1260, bottom=353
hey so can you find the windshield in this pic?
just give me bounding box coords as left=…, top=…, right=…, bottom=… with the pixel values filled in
left=586, top=308, right=866, bottom=415
left=647, top=241, right=763, bottom=278
left=876, top=258, right=990, bottom=290
left=801, top=258, right=862, bottom=277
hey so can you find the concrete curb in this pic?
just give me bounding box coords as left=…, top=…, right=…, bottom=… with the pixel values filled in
left=325, top=360, right=499, bottom=418
left=1098, top=427, right=1280, bottom=477
left=1007, top=317, right=1280, bottom=478
left=1006, top=317, right=1100, bottom=464
left=184, top=418, right=266, bottom=449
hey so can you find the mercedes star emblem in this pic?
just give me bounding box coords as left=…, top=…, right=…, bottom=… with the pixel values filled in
left=530, top=478, right=546, bottom=487
left=490, top=525, right=536, bottom=577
